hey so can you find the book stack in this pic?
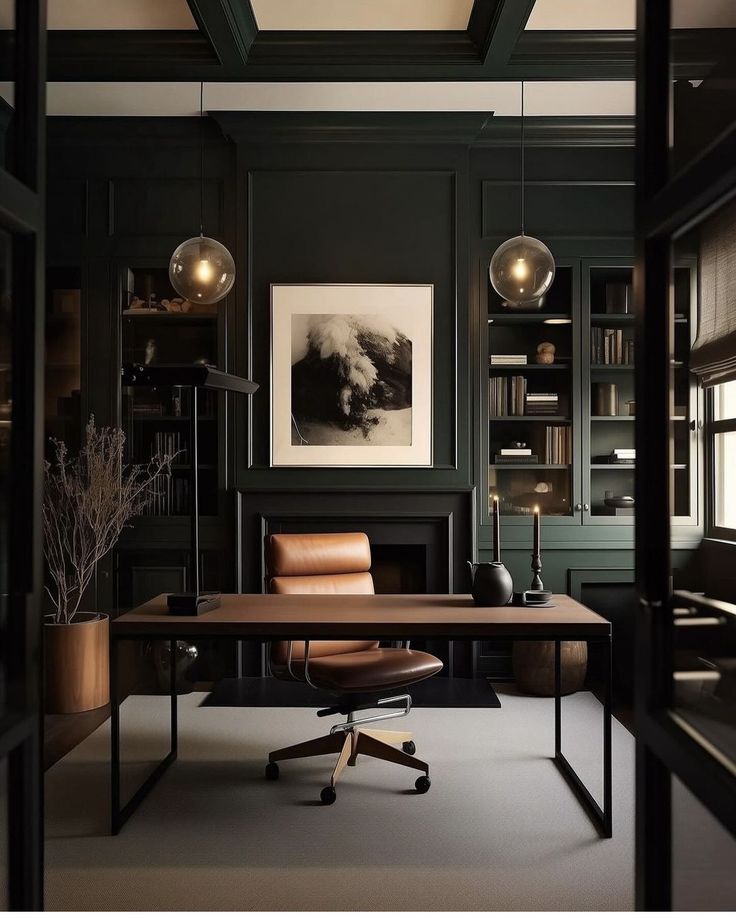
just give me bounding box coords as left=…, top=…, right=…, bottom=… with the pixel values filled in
left=526, top=392, right=559, bottom=415
left=489, top=375, right=527, bottom=416
left=608, top=448, right=635, bottom=465
left=153, top=430, right=186, bottom=462
left=545, top=426, right=570, bottom=464
left=494, top=446, right=538, bottom=465
left=490, top=354, right=527, bottom=366
left=591, top=328, right=634, bottom=365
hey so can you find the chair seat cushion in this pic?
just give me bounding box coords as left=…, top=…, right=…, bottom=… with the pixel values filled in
left=305, top=647, right=443, bottom=693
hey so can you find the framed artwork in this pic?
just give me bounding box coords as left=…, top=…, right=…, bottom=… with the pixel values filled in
left=271, top=283, right=433, bottom=467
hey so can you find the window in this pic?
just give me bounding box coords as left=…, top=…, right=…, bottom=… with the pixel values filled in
left=709, top=380, right=736, bottom=537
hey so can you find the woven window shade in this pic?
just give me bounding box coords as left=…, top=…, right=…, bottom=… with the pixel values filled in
left=691, top=197, right=736, bottom=387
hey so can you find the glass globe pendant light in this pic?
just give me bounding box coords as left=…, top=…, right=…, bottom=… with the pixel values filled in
left=169, top=83, right=236, bottom=304
left=489, top=82, right=555, bottom=310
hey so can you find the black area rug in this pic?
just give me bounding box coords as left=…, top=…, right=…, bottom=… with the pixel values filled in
left=201, top=676, right=501, bottom=709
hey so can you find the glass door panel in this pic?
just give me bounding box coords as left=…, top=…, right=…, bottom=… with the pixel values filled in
left=486, top=259, right=580, bottom=525
left=583, top=260, right=637, bottom=524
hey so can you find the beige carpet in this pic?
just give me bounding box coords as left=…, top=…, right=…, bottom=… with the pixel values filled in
left=44, top=687, right=635, bottom=911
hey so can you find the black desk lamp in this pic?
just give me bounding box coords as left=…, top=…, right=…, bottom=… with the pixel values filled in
left=122, top=363, right=258, bottom=614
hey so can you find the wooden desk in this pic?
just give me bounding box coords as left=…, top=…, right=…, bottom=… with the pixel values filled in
left=110, top=593, right=612, bottom=837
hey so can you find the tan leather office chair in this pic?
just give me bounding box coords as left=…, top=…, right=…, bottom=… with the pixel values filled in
left=264, top=532, right=443, bottom=804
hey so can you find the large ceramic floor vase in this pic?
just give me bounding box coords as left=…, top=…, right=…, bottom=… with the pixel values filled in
left=44, top=613, right=110, bottom=713
left=512, top=640, right=588, bottom=696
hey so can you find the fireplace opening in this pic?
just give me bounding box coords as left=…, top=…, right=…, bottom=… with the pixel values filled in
left=370, top=544, right=427, bottom=594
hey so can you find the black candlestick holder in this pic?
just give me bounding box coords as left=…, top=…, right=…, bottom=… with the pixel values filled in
left=530, top=552, right=543, bottom=591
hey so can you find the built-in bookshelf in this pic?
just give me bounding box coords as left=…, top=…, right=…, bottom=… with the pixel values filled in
left=486, top=257, right=699, bottom=526
left=488, top=264, right=576, bottom=519
left=120, top=265, right=222, bottom=518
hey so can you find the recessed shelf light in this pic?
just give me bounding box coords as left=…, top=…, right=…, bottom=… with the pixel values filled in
left=543, top=317, right=572, bottom=325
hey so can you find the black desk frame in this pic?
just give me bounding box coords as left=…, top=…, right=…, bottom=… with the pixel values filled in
left=110, top=631, right=612, bottom=838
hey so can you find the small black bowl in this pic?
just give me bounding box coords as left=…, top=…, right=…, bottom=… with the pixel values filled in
left=524, top=589, right=553, bottom=604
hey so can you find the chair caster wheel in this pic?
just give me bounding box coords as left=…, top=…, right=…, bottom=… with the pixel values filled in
left=320, top=786, right=337, bottom=805
left=265, top=762, right=279, bottom=780
left=415, top=775, right=431, bottom=793
left=402, top=741, right=416, bottom=755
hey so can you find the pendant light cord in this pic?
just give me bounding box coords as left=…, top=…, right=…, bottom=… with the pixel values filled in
left=520, top=80, right=525, bottom=237
left=199, top=81, right=204, bottom=237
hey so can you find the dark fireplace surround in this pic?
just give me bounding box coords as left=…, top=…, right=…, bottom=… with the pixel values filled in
left=236, top=489, right=477, bottom=677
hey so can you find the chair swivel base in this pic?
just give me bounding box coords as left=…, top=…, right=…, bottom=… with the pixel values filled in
left=265, top=728, right=430, bottom=804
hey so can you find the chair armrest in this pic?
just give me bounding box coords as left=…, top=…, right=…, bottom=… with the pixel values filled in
left=286, top=639, right=319, bottom=689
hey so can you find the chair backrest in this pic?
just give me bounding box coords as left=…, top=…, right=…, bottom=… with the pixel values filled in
left=265, top=532, right=378, bottom=665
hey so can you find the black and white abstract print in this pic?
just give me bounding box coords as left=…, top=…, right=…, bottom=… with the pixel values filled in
left=290, top=313, right=412, bottom=446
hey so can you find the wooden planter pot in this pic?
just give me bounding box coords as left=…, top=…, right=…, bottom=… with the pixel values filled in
left=512, top=640, right=588, bottom=696
left=44, top=613, right=110, bottom=714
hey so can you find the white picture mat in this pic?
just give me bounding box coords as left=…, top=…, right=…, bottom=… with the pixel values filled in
left=271, top=283, right=433, bottom=467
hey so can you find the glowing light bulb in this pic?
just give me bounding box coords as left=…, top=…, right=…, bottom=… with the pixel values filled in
left=196, top=258, right=214, bottom=283
left=511, top=257, right=529, bottom=281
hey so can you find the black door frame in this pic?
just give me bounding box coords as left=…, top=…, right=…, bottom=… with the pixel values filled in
left=0, top=0, right=46, bottom=910
left=635, top=0, right=736, bottom=909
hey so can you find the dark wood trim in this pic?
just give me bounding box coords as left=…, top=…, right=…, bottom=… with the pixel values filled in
left=511, top=30, right=635, bottom=77
left=467, top=0, right=507, bottom=63
left=186, top=0, right=257, bottom=68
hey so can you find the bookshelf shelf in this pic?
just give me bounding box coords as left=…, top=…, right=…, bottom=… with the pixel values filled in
left=490, top=463, right=569, bottom=470
left=591, top=364, right=634, bottom=371
left=489, top=363, right=570, bottom=371
left=488, top=313, right=571, bottom=324
left=591, top=415, right=635, bottom=421
left=489, top=416, right=571, bottom=423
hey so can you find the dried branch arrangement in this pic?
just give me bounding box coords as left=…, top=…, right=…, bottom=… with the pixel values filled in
left=43, top=418, right=174, bottom=624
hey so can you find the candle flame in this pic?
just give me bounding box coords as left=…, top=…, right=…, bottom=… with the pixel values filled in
left=534, top=505, right=539, bottom=513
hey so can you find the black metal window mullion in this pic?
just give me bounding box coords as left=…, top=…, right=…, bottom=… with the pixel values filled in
left=705, top=386, right=736, bottom=541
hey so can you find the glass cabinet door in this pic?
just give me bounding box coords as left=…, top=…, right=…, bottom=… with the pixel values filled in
left=582, top=259, right=637, bottom=525
left=582, top=257, right=700, bottom=526
left=486, top=257, right=581, bottom=527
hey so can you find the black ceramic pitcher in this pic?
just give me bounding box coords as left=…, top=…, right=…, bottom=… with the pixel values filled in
left=467, top=561, right=513, bottom=607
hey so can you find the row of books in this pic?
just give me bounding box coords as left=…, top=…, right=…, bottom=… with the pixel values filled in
left=490, top=354, right=527, bottom=366
left=152, top=430, right=186, bottom=462
left=545, top=426, right=570, bottom=465
left=140, top=475, right=190, bottom=516
left=489, top=376, right=527, bottom=416
left=591, top=328, right=635, bottom=365
left=526, top=392, right=559, bottom=415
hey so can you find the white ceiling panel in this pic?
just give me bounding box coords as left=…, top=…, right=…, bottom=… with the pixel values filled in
left=0, top=0, right=198, bottom=31
left=526, top=0, right=635, bottom=30
left=34, top=81, right=634, bottom=117
left=250, top=0, right=474, bottom=31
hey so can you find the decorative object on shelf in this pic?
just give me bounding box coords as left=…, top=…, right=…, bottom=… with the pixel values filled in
left=489, top=82, right=555, bottom=310
left=592, top=381, right=618, bottom=416
left=495, top=441, right=538, bottom=464
left=43, top=418, right=174, bottom=712
left=535, top=341, right=556, bottom=365
left=628, top=399, right=636, bottom=416
left=169, top=83, right=235, bottom=305
left=271, top=283, right=432, bottom=467
left=467, top=560, right=513, bottom=607
left=604, top=494, right=635, bottom=509
left=605, top=280, right=632, bottom=314
left=144, top=338, right=157, bottom=366
left=608, top=448, right=635, bottom=465
left=530, top=504, right=543, bottom=591
left=122, top=364, right=258, bottom=615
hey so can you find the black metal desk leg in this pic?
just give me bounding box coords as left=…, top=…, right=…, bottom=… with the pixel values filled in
left=110, top=637, right=178, bottom=835
left=553, top=636, right=613, bottom=839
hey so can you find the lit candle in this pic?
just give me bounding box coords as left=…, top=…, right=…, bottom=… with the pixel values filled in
left=533, top=505, right=540, bottom=558
left=493, top=495, right=501, bottom=563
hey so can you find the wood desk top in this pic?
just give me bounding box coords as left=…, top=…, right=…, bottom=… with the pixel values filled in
left=112, top=593, right=610, bottom=640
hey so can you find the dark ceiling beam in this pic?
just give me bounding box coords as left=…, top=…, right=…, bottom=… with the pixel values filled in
left=482, top=0, right=537, bottom=67
left=186, top=0, right=257, bottom=69
left=467, top=0, right=505, bottom=63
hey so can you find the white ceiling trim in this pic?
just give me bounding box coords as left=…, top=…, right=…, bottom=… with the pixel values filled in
left=12, top=81, right=634, bottom=117
left=526, top=0, right=635, bottom=31
left=250, top=0, right=474, bottom=31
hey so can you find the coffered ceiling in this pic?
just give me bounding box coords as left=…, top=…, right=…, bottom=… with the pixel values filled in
left=0, top=0, right=729, bottom=117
